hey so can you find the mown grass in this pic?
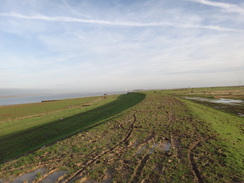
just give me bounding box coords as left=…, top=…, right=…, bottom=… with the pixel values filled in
left=0, top=96, right=101, bottom=121
left=0, top=93, right=146, bottom=163
left=0, top=96, right=110, bottom=139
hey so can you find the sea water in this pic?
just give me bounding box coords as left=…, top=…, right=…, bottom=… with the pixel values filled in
left=0, top=91, right=125, bottom=106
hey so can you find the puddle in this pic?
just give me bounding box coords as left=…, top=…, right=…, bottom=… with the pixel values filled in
left=41, top=171, right=67, bottom=183
left=157, top=140, right=171, bottom=151
left=137, top=140, right=171, bottom=155
left=238, top=113, right=244, bottom=117
left=150, top=140, right=171, bottom=154
left=10, top=169, right=47, bottom=183
left=183, top=97, right=243, bottom=105
left=136, top=146, right=147, bottom=155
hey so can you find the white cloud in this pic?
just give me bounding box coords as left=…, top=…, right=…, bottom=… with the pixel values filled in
left=188, top=0, right=244, bottom=14
left=0, top=12, right=242, bottom=32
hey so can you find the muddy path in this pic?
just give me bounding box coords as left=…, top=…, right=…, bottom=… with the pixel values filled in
left=0, top=93, right=240, bottom=183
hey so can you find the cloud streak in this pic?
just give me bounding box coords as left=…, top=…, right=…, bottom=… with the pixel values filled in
left=188, top=0, right=244, bottom=14
left=0, top=12, right=242, bottom=32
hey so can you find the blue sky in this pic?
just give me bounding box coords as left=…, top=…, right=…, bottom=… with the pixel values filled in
left=0, top=0, right=244, bottom=93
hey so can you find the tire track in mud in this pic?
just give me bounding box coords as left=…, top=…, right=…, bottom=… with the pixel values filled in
left=186, top=114, right=214, bottom=183
left=36, top=168, right=59, bottom=183
left=188, top=139, right=207, bottom=183
left=167, top=96, right=206, bottom=182
left=169, top=97, right=205, bottom=182
left=0, top=158, right=60, bottom=181
left=168, top=109, right=180, bottom=161
left=129, top=131, right=156, bottom=183
left=188, top=134, right=216, bottom=183
left=61, top=111, right=138, bottom=183
left=0, top=119, right=127, bottom=182
left=167, top=107, right=182, bottom=162
left=0, top=150, right=75, bottom=180
left=129, top=153, right=151, bottom=183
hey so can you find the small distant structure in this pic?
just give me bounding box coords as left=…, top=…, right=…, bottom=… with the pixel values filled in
left=104, top=93, right=108, bottom=99
left=41, top=100, right=60, bottom=103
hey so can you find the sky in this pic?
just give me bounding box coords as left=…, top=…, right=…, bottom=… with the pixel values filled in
left=0, top=0, right=244, bottom=93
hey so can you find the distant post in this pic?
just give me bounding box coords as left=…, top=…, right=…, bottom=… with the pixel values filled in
left=104, top=93, right=108, bottom=99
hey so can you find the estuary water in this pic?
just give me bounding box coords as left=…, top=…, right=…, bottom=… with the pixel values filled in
left=0, top=91, right=125, bottom=106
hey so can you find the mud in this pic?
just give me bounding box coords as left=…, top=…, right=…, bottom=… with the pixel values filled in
left=63, top=111, right=138, bottom=183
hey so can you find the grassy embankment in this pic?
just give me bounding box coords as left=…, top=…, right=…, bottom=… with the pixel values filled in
left=182, top=99, right=243, bottom=182
left=0, top=87, right=243, bottom=182
left=0, top=96, right=103, bottom=138
left=0, top=93, right=146, bottom=163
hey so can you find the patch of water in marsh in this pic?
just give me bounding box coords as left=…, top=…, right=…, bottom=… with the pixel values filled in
left=10, top=169, right=47, bottom=183
left=183, top=97, right=244, bottom=117
left=183, top=97, right=243, bottom=105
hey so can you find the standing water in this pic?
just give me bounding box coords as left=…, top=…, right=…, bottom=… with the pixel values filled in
left=183, top=97, right=243, bottom=105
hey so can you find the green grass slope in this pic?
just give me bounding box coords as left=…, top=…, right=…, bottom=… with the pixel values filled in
left=182, top=99, right=244, bottom=181
left=0, top=93, right=145, bottom=163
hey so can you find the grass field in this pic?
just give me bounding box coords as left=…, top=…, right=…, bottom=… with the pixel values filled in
left=0, top=86, right=243, bottom=183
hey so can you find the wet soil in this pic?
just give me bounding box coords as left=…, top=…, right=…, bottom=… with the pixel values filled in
left=183, top=97, right=244, bottom=116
